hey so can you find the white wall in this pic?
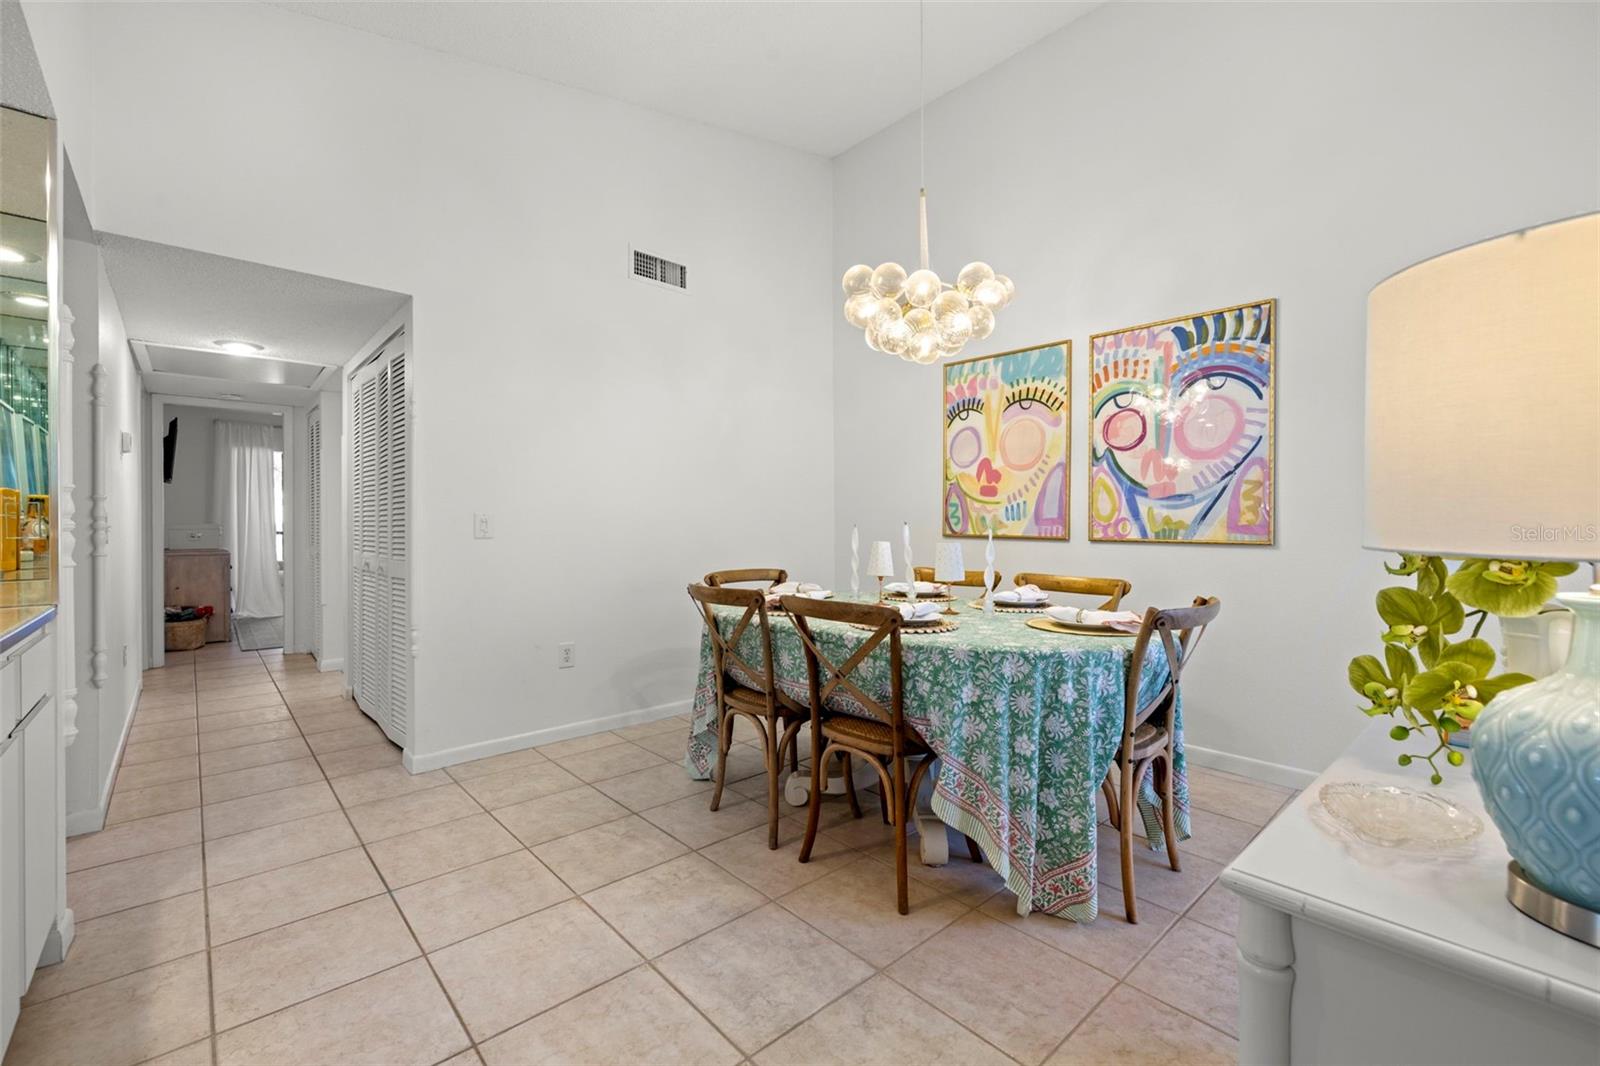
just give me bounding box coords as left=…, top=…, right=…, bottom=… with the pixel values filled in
left=162, top=405, right=280, bottom=548
left=26, top=1, right=837, bottom=765
left=832, top=1, right=1600, bottom=779
left=61, top=234, right=146, bottom=833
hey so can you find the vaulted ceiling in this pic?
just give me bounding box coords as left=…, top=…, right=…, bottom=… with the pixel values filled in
left=268, top=1, right=1101, bottom=156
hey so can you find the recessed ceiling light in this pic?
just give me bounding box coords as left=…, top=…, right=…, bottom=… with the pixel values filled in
left=5, top=292, right=48, bottom=309
left=214, top=339, right=265, bottom=355
left=0, top=245, right=38, bottom=265
left=219, top=393, right=244, bottom=400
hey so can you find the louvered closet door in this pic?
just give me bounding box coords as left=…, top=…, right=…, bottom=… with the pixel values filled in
left=308, top=407, right=323, bottom=661
left=349, top=337, right=411, bottom=746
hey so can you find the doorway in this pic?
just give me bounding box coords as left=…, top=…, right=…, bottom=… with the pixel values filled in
left=148, top=396, right=297, bottom=665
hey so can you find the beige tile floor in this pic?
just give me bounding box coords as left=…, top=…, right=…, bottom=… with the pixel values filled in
left=5, top=644, right=1296, bottom=1066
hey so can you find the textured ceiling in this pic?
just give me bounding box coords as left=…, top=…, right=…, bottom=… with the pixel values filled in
left=268, top=0, right=1101, bottom=156
left=0, top=107, right=49, bottom=222
left=100, top=233, right=408, bottom=369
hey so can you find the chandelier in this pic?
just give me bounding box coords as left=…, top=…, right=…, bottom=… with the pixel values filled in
left=839, top=3, right=1014, bottom=364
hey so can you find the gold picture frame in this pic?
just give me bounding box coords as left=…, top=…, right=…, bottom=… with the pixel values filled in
left=1087, top=299, right=1276, bottom=546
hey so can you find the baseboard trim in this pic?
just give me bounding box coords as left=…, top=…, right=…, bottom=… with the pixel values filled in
left=1186, top=743, right=1317, bottom=790
left=66, top=683, right=140, bottom=837
left=316, top=657, right=345, bottom=674
left=403, top=698, right=691, bottom=774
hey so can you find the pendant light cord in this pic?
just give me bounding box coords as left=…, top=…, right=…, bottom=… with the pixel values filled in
left=917, top=0, right=929, bottom=271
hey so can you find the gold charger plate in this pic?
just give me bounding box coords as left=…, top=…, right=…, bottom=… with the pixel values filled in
left=1025, top=617, right=1128, bottom=637
left=849, top=618, right=960, bottom=635
left=981, top=600, right=1049, bottom=613
left=884, top=592, right=955, bottom=604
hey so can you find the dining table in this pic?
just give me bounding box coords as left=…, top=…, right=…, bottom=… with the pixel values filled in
left=683, top=596, right=1189, bottom=922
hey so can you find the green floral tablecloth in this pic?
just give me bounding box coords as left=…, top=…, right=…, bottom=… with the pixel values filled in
left=685, top=602, right=1189, bottom=921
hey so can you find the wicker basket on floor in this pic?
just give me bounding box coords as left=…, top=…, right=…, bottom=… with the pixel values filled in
left=165, top=618, right=207, bottom=651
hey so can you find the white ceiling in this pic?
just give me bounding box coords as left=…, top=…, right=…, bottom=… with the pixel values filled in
left=268, top=0, right=1102, bottom=156
left=100, top=233, right=407, bottom=404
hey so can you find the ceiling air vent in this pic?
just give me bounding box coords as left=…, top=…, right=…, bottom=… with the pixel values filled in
left=632, top=249, right=687, bottom=291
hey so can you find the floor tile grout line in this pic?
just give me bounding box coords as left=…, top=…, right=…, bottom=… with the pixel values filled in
left=872, top=968, right=1032, bottom=1066
left=261, top=660, right=483, bottom=1062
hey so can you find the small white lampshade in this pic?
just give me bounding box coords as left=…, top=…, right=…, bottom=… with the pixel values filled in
left=866, top=541, right=896, bottom=578
left=934, top=542, right=965, bottom=583
left=1365, top=213, right=1599, bottom=560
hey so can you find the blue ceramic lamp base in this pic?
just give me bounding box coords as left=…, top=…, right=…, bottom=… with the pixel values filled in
left=1472, top=589, right=1600, bottom=917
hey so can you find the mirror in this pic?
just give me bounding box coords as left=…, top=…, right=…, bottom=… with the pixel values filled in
left=0, top=106, right=53, bottom=593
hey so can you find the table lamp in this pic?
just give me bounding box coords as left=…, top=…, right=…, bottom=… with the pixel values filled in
left=934, top=542, right=965, bottom=616
left=866, top=541, right=895, bottom=602
left=1365, top=212, right=1600, bottom=937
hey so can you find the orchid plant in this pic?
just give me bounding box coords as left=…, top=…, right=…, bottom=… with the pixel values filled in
left=1350, top=554, right=1576, bottom=783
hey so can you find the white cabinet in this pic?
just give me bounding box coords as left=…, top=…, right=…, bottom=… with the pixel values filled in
left=1223, top=721, right=1600, bottom=1065
left=0, top=623, right=63, bottom=1054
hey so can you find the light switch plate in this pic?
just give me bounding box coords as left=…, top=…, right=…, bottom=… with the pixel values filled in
left=473, top=513, right=492, bottom=539
left=120, top=431, right=134, bottom=453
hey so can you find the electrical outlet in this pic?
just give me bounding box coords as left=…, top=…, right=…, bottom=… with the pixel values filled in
left=474, top=513, right=493, bottom=539
left=557, top=642, right=576, bottom=669
left=122, top=644, right=129, bottom=666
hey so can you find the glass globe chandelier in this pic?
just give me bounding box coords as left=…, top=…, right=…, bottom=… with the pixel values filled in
left=839, top=2, right=1014, bottom=364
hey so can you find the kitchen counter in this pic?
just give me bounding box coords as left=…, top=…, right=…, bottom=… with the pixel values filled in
left=0, top=606, right=55, bottom=656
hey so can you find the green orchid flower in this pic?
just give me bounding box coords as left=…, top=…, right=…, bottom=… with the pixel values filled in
left=1381, top=622, right=1429, bottom=648
left=1440, top=680, right=1484, bottom=726
left=1446, top=559, right=1578, bottom=617
left=1385, top=554, right=1427, bottom=577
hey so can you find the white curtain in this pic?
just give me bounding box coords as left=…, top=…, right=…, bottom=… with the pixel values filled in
left=213, top=420, right=284, bottom=619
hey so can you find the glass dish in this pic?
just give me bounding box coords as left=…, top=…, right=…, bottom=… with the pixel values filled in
left=1312, top=781, right=1483, bottom=854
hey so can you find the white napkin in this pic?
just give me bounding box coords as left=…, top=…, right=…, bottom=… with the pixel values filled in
left=897, top=601, right=945, bottom=623
left=769, top=581, right=821, bottom=597
left=767, top=583, right=831, bottom=606
left=884, top=580, right=948, bottom=596
left=1044, top=606, right=1142, bottom=633
left=993, top=584, right=1049, bottom=605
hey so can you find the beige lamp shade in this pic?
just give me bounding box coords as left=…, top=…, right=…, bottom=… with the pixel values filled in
left=934, top=542, right=965, bottom=582
left=865, top=541, right=896, bottom=578
left=1365, top=213, right=1600, bottom=560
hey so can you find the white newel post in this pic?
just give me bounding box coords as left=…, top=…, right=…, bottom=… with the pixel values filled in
left=89, top=363, right=109, bottom=688
left=1236, top=895, right=1296, bottom=1065
left=57, top=305, right=79, bottom=746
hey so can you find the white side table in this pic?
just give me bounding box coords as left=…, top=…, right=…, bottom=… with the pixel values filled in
left=1222, top=721, right=1600, bottom=1065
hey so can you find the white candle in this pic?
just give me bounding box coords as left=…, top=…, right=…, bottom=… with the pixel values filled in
left=903, top=522, right=915, bottom=604
left=850, top=526, right=860, bottom=599
left=983, top=523, right=996, bottom=617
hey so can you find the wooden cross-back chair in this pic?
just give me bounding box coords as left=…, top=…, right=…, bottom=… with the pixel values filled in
left=1012, top=572, right=1132, bottom=610
left=782, top=595, right=980, bottom=914
left=686, top=583, right=805, bottom=849
left=912, top=566, right=1002, bottom=592
left=703, top=567, right=787, bottom=589
left=1102, top=595, right=1221, bottom=923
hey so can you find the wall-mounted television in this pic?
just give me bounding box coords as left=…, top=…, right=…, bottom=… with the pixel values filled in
left=163, top=418, right=177, bottom=483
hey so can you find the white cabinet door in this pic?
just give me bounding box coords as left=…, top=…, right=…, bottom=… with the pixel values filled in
left=0, top=731, right=24, bottom=1049
left=19, top=694, right=55, bottom=977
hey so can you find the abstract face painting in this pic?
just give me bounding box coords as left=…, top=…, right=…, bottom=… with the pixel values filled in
left=942, top=341, right=1069, bottom=539
left=1090, top=301, right=1274, bottom=544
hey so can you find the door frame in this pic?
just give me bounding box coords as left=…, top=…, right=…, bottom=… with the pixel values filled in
left=145, top=395, right=300, bottom=668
